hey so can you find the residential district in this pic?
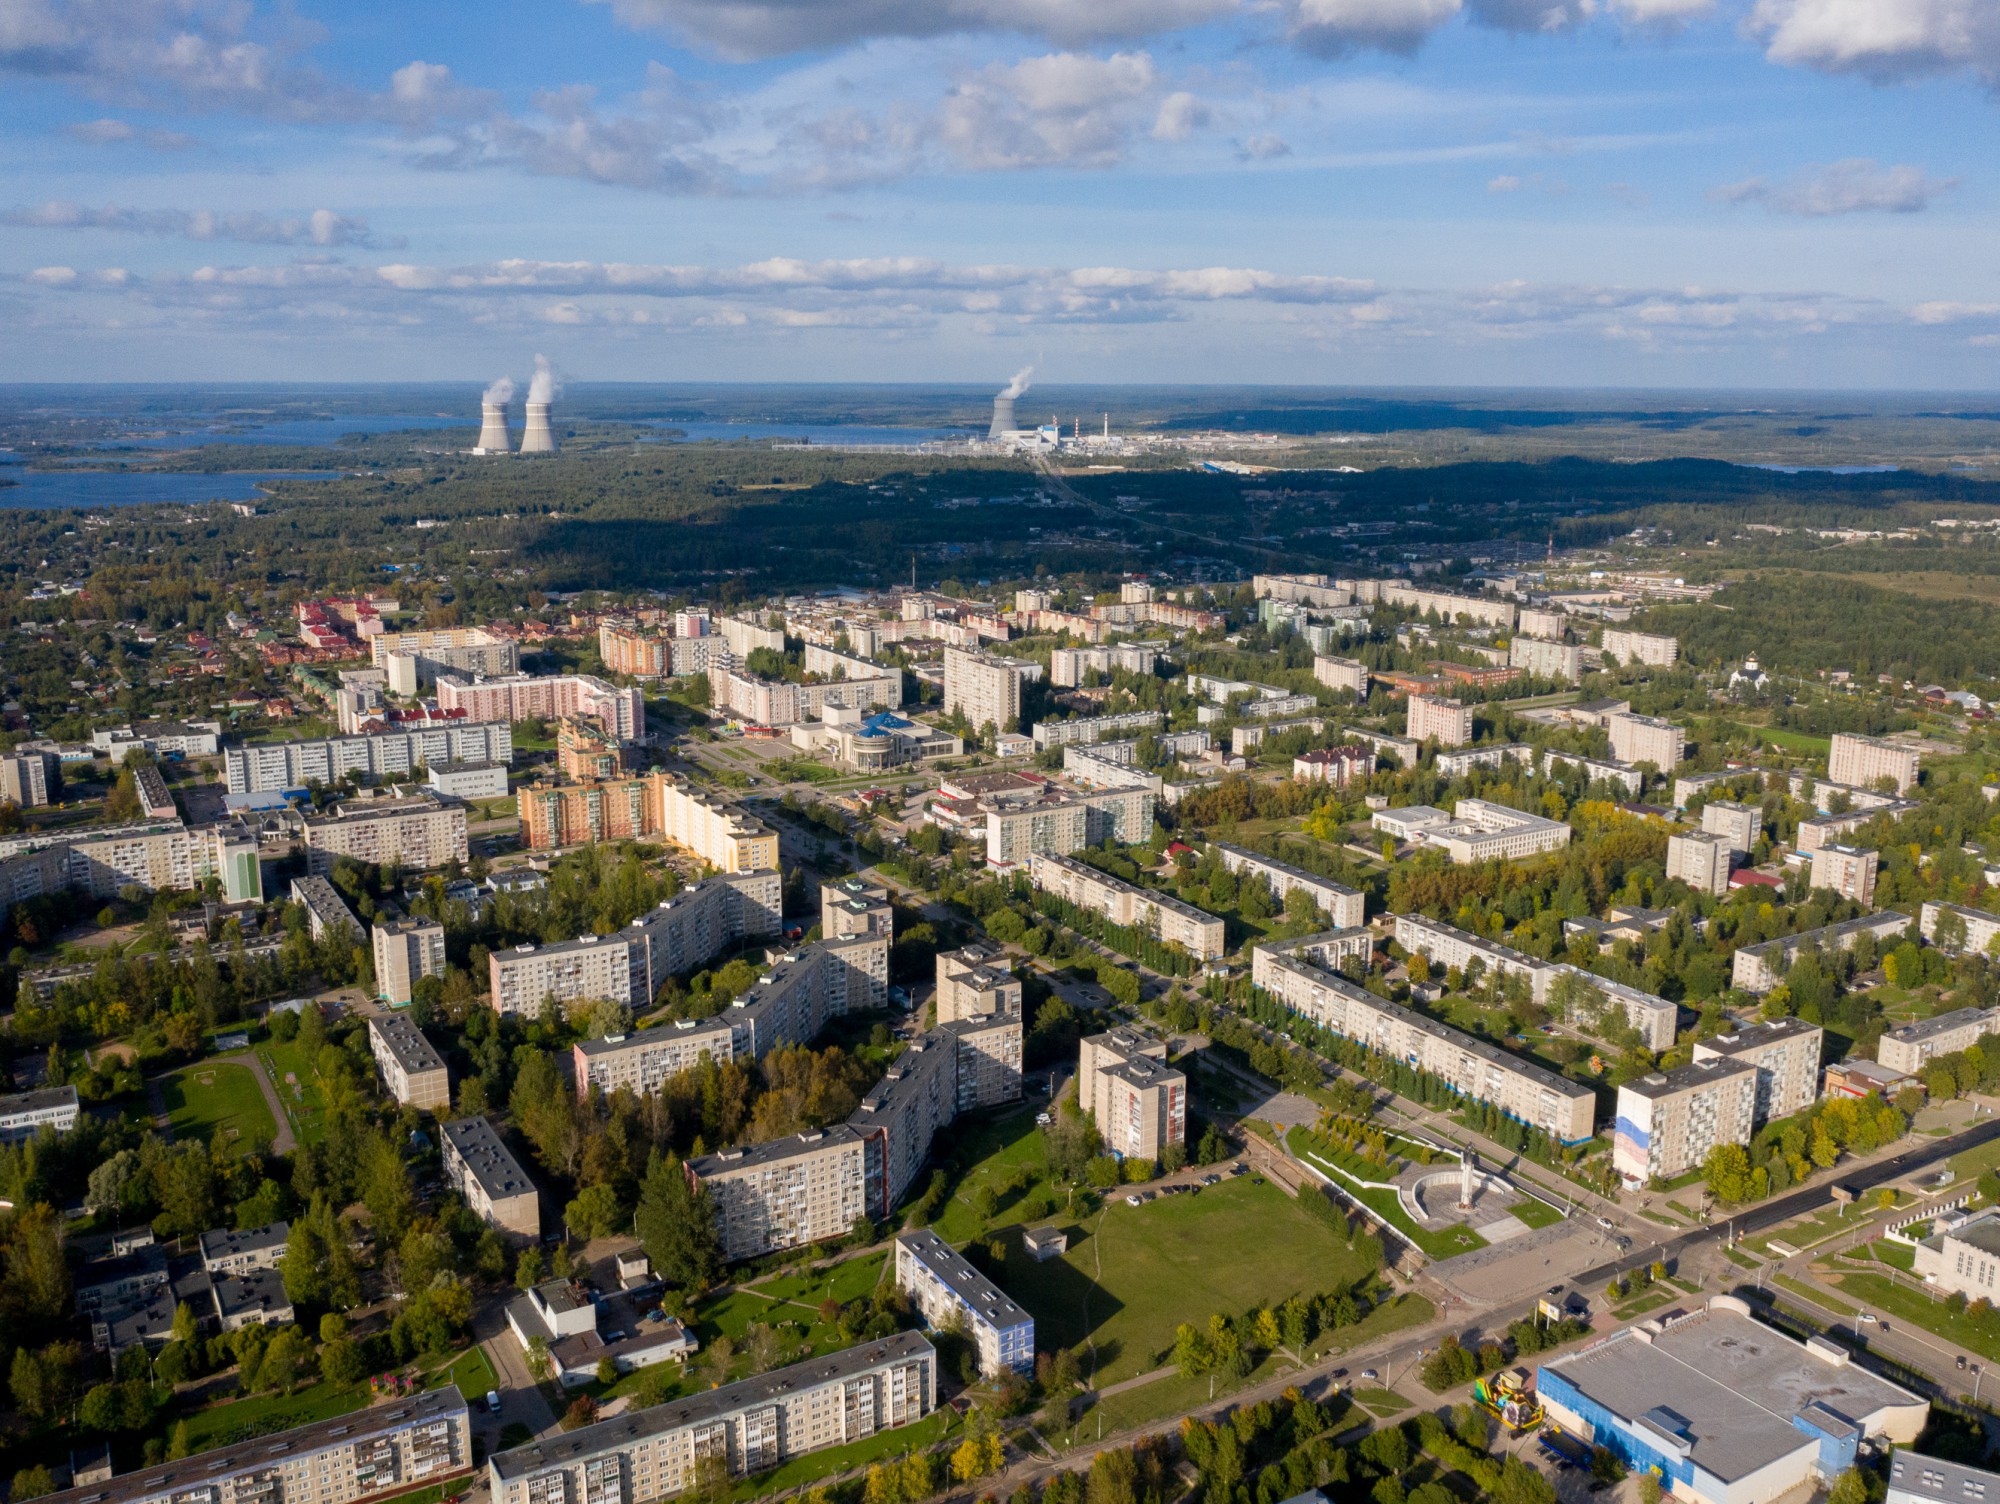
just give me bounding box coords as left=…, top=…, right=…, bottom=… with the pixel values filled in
left=8, top=559, right=2000, bottom=1504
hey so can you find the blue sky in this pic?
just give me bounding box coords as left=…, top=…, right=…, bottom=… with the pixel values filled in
left=2, top=0, right=1997, bottom=388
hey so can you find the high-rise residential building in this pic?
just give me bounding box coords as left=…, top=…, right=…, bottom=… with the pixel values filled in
left=1605, top=712, right=1686, bottom=769
left=1406, top=694, right=1474, bottom=747
left=485, top=1335, right=934, bottom=1504
left=370, top=627, right=518, bottom=694
left=1213, top=843, right=1365, bottom=928
left=441, top=1116, right=540, bottom=1237
left=943, top=647, right=1039, bottom=733
left=1700, top=799, right=1762, bottom=853
left=434, top=672, right=643, bottom=741
left=1666, top=831, right=1731, bottom=897
left=1877, top=1006, right=2000, bottom=1075
left=556, top=715, right=625, bottom=781
left=0, top=819, right=263, bottom=922
left=368, top=1013, right=451, bottom=1111
left=572, top=1019, right=735, bottom=1098
left=1313, top=656, right=1369, bottom=696
left=893, top=1232, right=1034, bottom=1377
left=1828, top=732, right=1921, bottom=795
left=1508, top=636, right=1583, bottom=684
left=821, top=876, right=894, bottom=938
left=1078, top=1028, right=1186, bottom=1162
left=1377, top=583, right=1516, bottom=629
left=290, top=876, right=363, bottom=944
left=1690, top=1017, right=1823, bottom=1126
left=934, top=943, right=1022, bottom=1023
left=224, top=723, right=513, bottom=795
left=1600, top=629, right=1680, bottom=667
left=1030, top=710, right=1162, bottom=749
left=1922, top=900, right=2000, bottom=956
left=1293, top=745, right=1373, bottom=786
left=1613, top=1057, right=1758, bottom=1186
left=1029, top=851, right=1226, bottom=959
left=303, top=792, right=468, bottom=874
left=1050, top=645, right=1156, bottom=687
left=0, top=750, right=55, bottom=807
left=1518, top=607, right=1567, bottom=638
left=373, top=916, right=447, bottom=1006
left=519, top=773, right=778, bottom=872
left=1810, top=843, right=1880, bottom=905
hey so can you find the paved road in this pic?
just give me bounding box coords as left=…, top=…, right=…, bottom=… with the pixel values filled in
left=229, top=1048, right=298, bottom=1155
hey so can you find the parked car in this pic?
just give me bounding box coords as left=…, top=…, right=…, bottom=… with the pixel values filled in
left=1360, top=1369, right=1379, bottom=1382
left=486, top=1391, right=502, bottom=1414
left=1126, top=1194, right=1144, bottom=1206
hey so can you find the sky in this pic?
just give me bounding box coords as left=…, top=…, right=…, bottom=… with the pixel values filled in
left=2, top=0, right=1998, bottom=389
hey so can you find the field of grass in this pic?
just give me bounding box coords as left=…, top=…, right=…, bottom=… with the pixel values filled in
left=1064, top=1355, right=1326, bottom=1445
left=1818, top=570, right=2000, bottom=607
left=425, top=1347, right=498, bottom=1399
left=721, top=1409, right=959, bottom=1501
left=256, top=1039, right=329, bottom=1144
left=1831, top=1271, right=2000, bottom=1362
left=998, top=1175, right=1376, bottom=1386
left=1773, top=1274, right=1855, bottom=1316
left=1354, top=1388, right=1411, bottom=1415
left=1951, top=1136, right=2000, bottom=1180
left=1730, top=723, right=1833, bottom=757
left=1611, top=1291, right=1677, bottom=1321
left=179, top=1381, right=369, bottom=1452
left=928, top=1106, right=1071, bottom=1244
left=162, top=1060, right=276, bottom=1154
left=1510, top=1197, right=1567, bottom=1231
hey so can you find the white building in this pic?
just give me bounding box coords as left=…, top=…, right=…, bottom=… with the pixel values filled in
left=1600, top=629, right=1679, bottom=667
left=1828, top=733, right=1921, bottom=795
left=1606, top=713, right=1686, bottom=770
left=893, top=1231, right=1034, bottom=1377
left=1809, top=844, right=1879, bottom=906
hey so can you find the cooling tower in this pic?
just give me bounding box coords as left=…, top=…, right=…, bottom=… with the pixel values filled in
left=520, top=401, right=557, bottom=454
left=989, top=395, right=1015, bottom=437
left=473, top=401, right=511, bottom=454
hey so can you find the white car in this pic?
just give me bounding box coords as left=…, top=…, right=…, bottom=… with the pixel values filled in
left=1036, top=1112, right=1052, bottom=1126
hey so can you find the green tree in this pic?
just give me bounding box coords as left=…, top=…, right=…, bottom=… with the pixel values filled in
left=635, top=1152, right=720, bottom=1294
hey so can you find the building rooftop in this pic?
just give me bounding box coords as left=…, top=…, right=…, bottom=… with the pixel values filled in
left=1621, top=1057, right=1756, bottom=1101
left=0, top=1084, right=80, bottom=1118
left=1694, top=1017, right=1821, bottom=1057
left=691, top=1124, right=868, bottom=1176
left=1540, top=1302, right=1923, bottom=1485
left=1884, top=1006, right=2000, bottom=1046
left=488, top=1333, right=934, bottom=1481
left=370, top=1013, right=447, bottom=1076
left=211, top=1268, right=291, bottom=1324
left=440, top=1115, right=536, bottom=1201
left=896, top=1230, right=1030, bottom=1332
left=198, top=1222, right=290, bottom=1265
left=1888, top=1449, right=2000, bottom=1504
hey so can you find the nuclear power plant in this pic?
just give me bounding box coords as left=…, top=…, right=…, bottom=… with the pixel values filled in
left=519, top=402, right=556, bottom=454
left=472, top=376, right=514, bottom=454
left=990, top=365, right=1033, bottom=438
left=465, top=358, right=559, bottom=455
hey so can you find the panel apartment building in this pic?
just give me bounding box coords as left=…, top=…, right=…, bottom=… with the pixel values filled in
left=291, top=875, right=362, bottom=943
left=519, top=773, right=779, bottom=873
left=0, top=819, right=264, bottom=924
left=1731, top=911, right=1912, bottom=993
left=1253, top=935, right=1597, bottom=1142
left=893, top=1231, right=1034, bottom=1378
left=370, top=626, right=518, bottom=694
left=935, top=943, right=1023, bottom=1023
left=1028, top=851, right=1226, bottom=960
left=1509, top=636, right=1583, bottom=684
left=224, top=723, right=514, bottom=795
left=1701, top=800, right=1763, bottom=853
left=1378, top=583, right=1516, bottom=629
left=1312, top=656, right=1370, bottom=696
left=1613, top=1057, right=1758, bottom=1186
left=1406, top=694, right=1474, bottom=747
left=441, top=1115, right=540, bottom=1237
left=1600, top=629, right=1680, bottom=667
left=1810, top=844, right=1880, bottom=905
left=1666, top=831, right=1732, bottom=897
left=436, top=672, right=644, bottom=741
left=1213, top=843, right=1366, bottom=929
left=304, top=793, right=468, bottom=875
left=1922, top=900, right=2000, bottom=956
left=35, top=1387, right=471, bottom=1504
left=1690, top=1017, right=1824, bottom=1126
left=486, top=1335, right=933, bottom=1504
left=711, top=665, right=902, bottom=727
left=1078, top=1028, right=1187, bottom=1162
left=490, top=869, right=783, bottom=1018
left=1828, top=732, right=1921, bottom=795
left=368, top=1013, right=451, bottom=1111
left=1878, top=1006, right=2000, bottom=1075
left=942, top=646, right=1040, bottom=733
left=374, top=916, right=446, bottom=1006
left=1606, top=713, right=1686, bottom=770
left=1051, top=645, right=1155, bottom=688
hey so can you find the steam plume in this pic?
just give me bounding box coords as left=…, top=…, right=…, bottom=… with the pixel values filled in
left=482, top=375, right=515, bottom=405
left=999, top=364, right=1033, bottom=400
left=528, top=353, right=561, bottom=405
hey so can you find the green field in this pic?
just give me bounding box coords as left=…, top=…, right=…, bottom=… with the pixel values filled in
left=928, top=1106, right=1073, bottom=1244
left=162, top=1060, right=277, bottom=1154
left=1830, top=1270, right=2000, bottom=1362
left=256, top=1040, right=330, bottom=1144
left=179, top=1381, right=369, bottom=1452
left=425, top=1347, right=498, bottom=1399
left=1510, top=1197, right=1567, bottom=1231
left=997, top=1175, right=1378, bottom=1386
left=1354, top=1387, right=1412, bottom=1415
left=1286, top=1129, right=1487, bottom=1259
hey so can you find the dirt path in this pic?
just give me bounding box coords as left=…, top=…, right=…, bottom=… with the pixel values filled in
left=223, top=1049, right=297, bottom=1155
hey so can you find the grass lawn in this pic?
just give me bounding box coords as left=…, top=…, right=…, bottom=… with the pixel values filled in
left=1866, top=1239, right=1917, bottom=1272
left=1831, top=1271, right=2000, bottom=1362
left=928, top=1106, right=1067, bottom=1244
left=723, top=1408, right=959, bottom=1501
left=1773, top=1275, right=1855, bottom=1316
left=1725, top=1248, right=1761, bottom=1270
left=1354, top=1388, right=1411, bottom=1416
left=1951, top=1136, right=2000, bottom=1180
left=1065, top=1355, right=1318, bottom=1445
left=1287, top=1129, right=1487, bottom=1260
left=997, top=1175, right=1377, bottom=1386
left=1510, top=1198, right=1567, bottom=1231
left=179, top=1382, right=370, bottom=1452
left=425, top=1347, right=497, bottom=1398
left=1744, top=1201, right=1874, bottom=1257
left=256, top=1039, right=330, bottom=1144
left=1611, top=1292, right=1677, bottom=1321
left=1306, top=1293, right=1435, bottom=1362
left=162, top=1060, right=276, bottom=1155
left=1732, top=723, right=1832, bottom=757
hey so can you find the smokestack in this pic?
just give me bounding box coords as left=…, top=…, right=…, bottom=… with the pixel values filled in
left=989, top=364, right=1033, bottom=438
left=474, top=376, right=514, bottom=453
left=519, top=355, right=559, bottom=454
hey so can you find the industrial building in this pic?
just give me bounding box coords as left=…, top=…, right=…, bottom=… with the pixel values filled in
left=1254, top=937, right=1596, bottom=1143
left=1877, top=1006, right=2000, bottom=1075
left=303, top=792, right=468, bottom=875
left=368, top=1013, right=451, bottom=1111
left=1078, top=1028, right=1186, bottom=1163
left=485, top=1335, right=933, bottom=1504
left=1809, top=844, right=1879, bottom=905
left=1029, top=851, right=1226, bottom=960
left=223, top=723, right=513, bottom=795
left=1606, top=712, right=1687, bottom=770
left=1828, top=733, right=1921, bottom=795
left=1406, top=694, right=1475, bottom=747
left=1536, top=1298, right=1926, bottom=1504
left=894, top=1231, right=1034, bottom=1377
left=441, top=1116, right=540, bottom=1238
left=1689, top=1018, right=1823, bottom=1126
left=1613, top=1058, right=1758, bottom=1185
left=1667, top=831, right=1732, bottom=897
left=373, top=916, right=447, bottom=1006
left=1213, top=843, right=1366, bottom=929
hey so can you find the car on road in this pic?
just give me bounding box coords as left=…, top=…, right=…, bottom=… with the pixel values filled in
left=1857, top=1312, right=1877, bottom=1324
left=1201, top=1174, right=1221, bottom=1186
left=1596, top=1216, right=1615, bottom=1230
left=1959, top=1355, right=1969, bottom=1370
left=1036, top=1112, right=1052, bottom=1126
left=487, top=1390, right=502, bottom=1414
left=1360, top=1369, right=1379, bottom=1382
left=1547, top=1286, right=1564, bottom=1298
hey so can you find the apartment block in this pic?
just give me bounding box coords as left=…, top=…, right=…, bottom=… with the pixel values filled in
left=491, top=932, right=640, bottom=1018
left=290, top=875, right=362, bottom=944
left=0, top=750, right=55, bottom=807
left=1293, top=745, right=1373, bottom=786
left=368, top=1013, right=451, bottom=1111
left=598, top=620, right=734, bottom=679
left=1700, top=800, right=1762, bottom=853
left=1731, top=911, right=1912, bottom=993
left=520, top=774, right=778, bottom=873
left=654, top=778, right=780, bottom=872
left=1600, top=629, right=1680, bottom=667
left=0, top=819, right=265, bottom=914
left=556, top=717, right=626, bottom=782
left=1253, top=937, right=1596, bottom=1142
left=1029, top=851, right=1226, bottom=960
left=1690, top=1017, right=1823, bottom=1125
left=1810, top=843, right=1880, bottom=905
left=717, top=934, right=890, bottom=1058
left=1050, top=644, right=1156, bottom=688
left=1539, top=749, right=1643, bottom=798
left=978, top=786, right=1153, bottom=869
left=573, top=1021, right=736, bottom=1099
left=1797, top=802, right=1918, bottom=854
left=1436, top=743, right=1533, bottom=779
left=1255, top=572, right=1352, bottom=608
left=821, top=876, right=894, bottom=938
left=486, top=1335, right=932, bottom=1504
left=1312, top=656, right=1370, bottom=696
left=370, top=627, right=518, bottom=694
left=1030, top=711, right=1162, bottom=750
left=520, top=778, right=655, bottom=850
left=1509, top=636, right=1583, bottom=684
left=37, top=1387, right=471, bottom=1504
left=435, top=672, right=643, bottom=741
left=1613, top=1058, right=1758, bottom=1186
left=712, top=667, right=901, bottom=727
left=1878, top=1006, right=2000, bottom=1075
left=935, top=943, right=1023, bottom=1023
left=1078, top=1028, right=1187, bottom=1162
left=373, top=916, right=447, bottom=1006
left=943, top=647, right=1039, bottom=732
left=1407, top=694, right=1474, bottom=747
left=304, top=793, right=468, bottom=875
left=1377, top=583, right=1516, bottom=629
left=1666, top=831, right=1732, bottom=897
left=1605, top=713, right=1686, bottom=770
left=1922, top=900, right=2000, bottom=956
left=1829, top=732, right=1921, bottom=795
left=1419, top=798, right=1572, bottom=864
left=1213, top=843, right=1365, bottom=929
left=0, top=1086, right=80, bottom=1144
left=224, top=723, right=513, bottom=795
left=1518, top=607, right=1567, bottom=638
left=894, top=1232, right=1034, bottom=1378
left=441, top=1116, right=540, bottom=1237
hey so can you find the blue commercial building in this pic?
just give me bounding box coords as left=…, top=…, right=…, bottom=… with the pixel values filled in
left=1537, top=1298, right=1927, bottom=1504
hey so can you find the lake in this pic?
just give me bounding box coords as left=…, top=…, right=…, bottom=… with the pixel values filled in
left=0, top=468, right=337, bottom=509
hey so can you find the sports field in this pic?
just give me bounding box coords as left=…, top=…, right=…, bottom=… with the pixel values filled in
left=162, top=1060, right=277, bottom=1154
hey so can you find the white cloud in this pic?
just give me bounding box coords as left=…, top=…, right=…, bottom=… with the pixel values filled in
left=939, top=51, right=1162, bottom=169
left=1606, top=0, right=1710, bottom=20
left=1286, top=0, right=1463, bottom=57
left=1749, top=0, right=2000, bottom=86
left=1152, top=90, right=1208, bottom=141
left=1488, top=173, right=1522, bottom=191
left=581, top=0, right=1236, bottom=60
left=1464, top=0, right=1596, bottom=35
left=28, top=266, right=78, bottom=286
left=1714, top=158, right=1956, bottom=215
left=1, top=200, right=392, bottom=247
